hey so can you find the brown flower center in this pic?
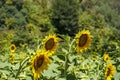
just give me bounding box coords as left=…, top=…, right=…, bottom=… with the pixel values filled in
left=11, top=46, right=15, bottom=50
left=34, top=55, right=44, bottom=70
left=79, top=34, right=88, bottom=47
left=45, top=38, right=55, bottom=50
left=106, top=57, right=108, bottom=60
left=106, top=67, right=111, bottom=76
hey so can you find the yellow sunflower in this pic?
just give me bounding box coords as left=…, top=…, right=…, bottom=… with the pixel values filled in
left=19, top=52, right=25, bottom=60
left=105, top=63, right=115, bottom=80
left=75, top=30, right=92, bottom=53
left=43, top=34, right=58, bottom=56
left=103, top=54, right=110, bottom=62
left=9, top=52, right=14, bottom=64
left=10, top=44, right=16, bottom=53
left=31, top=51, right=51, bottom=80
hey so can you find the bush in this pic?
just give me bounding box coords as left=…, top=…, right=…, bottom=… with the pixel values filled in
left=51, top=0, right=79, bottom=36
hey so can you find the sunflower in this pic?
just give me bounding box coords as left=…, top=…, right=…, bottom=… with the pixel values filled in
left=10, top=44, right=16, bottom=53
left=9, top=52, right=14, bottom=64
left=105, top=63, right=115, bottom=80
left=103, top=54, right=110, bottom=62
left=43, top=34, right=58, bottom=56
left=31, top=51, right=51, bottom=80
left=19, top=52, right=25, bottom=60
left=75, top=30, right=91, bottom=53
left=92, top=57, right=96, bottom=61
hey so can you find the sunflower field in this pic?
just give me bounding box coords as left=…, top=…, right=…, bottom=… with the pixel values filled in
left=0, top=0, right=120, bottom=80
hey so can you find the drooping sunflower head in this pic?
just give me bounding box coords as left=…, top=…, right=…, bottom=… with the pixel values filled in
left=31, top=51, right=51, bottom=80
left=43, top=34, right=58, bottom=56
left=105, top=63, right=115, bottom=80
left=103, top=54, right=110, bottom=62
left=75, top=30, right=92, bottom=53
left=10, top=44, right=16, bottom=53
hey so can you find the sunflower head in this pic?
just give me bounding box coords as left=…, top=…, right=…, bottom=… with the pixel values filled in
left=105, top=63, right=115, bottom=80
left=10, top=44, right=16, bottom=53
left=75, top=30, right=92, bottom=53
left=103, top=54, right=110, bottom=62
left=9, top=53, right=14, bottom=64
left=31, top=51, right=51, bottom=80
left=92, top=57, right=96, bottom=61
left=43, top=34, right=58, bottom=56
left=19, top=52, right=25, bottom=60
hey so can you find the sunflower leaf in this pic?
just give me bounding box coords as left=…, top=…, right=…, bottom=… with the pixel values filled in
left=62, top=48, right=68, bottom=53
left=114, top=72, right=120, bottom=80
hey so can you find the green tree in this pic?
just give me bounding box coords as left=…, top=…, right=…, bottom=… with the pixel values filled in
left=51, top=0, right=79, bottom=36
left=95, top=0, right=120, bottom=29
left=0, top=0, right=26, bottom=29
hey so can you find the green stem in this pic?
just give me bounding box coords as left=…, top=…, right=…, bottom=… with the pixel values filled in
left=68, top=39, right=75, bottom=53
left=54, top=53, right=65, bottom=56
left=15, top=57, right=29, bottom=78
left=64, top=39, right=75, bottom=79
left=64, top=53, right=68, bottom=79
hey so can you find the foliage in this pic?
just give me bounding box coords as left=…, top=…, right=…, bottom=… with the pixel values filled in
left=51, top=0, right=79, bottom=36
left=23, top=0, right=54, bottom=32
left=79, top=0, right=120, bottom=29
left=0, top=0, right=26, bottom=29
left=96, top=0, right=120, bottom=29
left=0, top=0, right=120, bottom=80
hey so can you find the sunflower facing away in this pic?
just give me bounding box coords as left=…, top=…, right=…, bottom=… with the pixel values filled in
left=9, top=52, right=14, bottom=64
left=103, top=54, right=110, bottom=62
left=31, top=51, right=51, bottom=80
left=75, top=30, right=91, bottom=53
left=105, top=63, right=115, bottom=80
left=10, top=44, right=16, bottom=53
left=43, top=34, right=58, bottom=56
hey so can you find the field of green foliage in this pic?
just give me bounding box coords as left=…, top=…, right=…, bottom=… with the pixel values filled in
left=0, top=0, right=120, bottom=80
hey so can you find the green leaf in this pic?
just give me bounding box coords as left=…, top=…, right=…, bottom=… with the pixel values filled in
left=57, top=78, right=66, bottom=80
left=0, top=69, right=10, bottom=75
left=42, top=63, right=60, bottom=78
left=0, top=61, right=12, bottom=68
left=114, top=72, right=120, bottom=80
left=62, top=48, right=68, bottom=53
